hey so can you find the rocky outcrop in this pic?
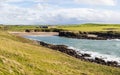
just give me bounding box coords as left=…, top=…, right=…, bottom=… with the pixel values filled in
left=88, top=31, right=120, bottom=39
left=39, top=41, right=83, bottom=58
left=59, top=31, right=120, bottom=40
left=38, top=41, right=120, bottom=68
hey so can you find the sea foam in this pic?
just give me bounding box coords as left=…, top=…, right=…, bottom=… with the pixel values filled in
left=68, top=46, right=120, bottom=65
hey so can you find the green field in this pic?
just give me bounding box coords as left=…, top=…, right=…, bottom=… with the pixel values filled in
left=58, top=24, right=120, bottom=32
left=0, top=27, right=120, bottom=74
left=1, top=24, right=120, bottom=32
left=0, top=25, right=38, bottom=31
left=0, top=25, right=62, bottom=32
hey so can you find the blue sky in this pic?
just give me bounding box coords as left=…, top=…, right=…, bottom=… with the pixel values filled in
left=0, top=0, right=120, bottom=25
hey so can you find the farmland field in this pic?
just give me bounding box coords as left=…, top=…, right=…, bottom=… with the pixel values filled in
left=57, top=24, right=120, bottom=32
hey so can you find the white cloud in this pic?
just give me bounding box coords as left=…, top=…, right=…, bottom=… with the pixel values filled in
left=1, top=5, right=120, bottom=24
left=74, top=0, right=117, bottom=6
left=0, top=0, right=119, bottom=25
left=45, top=8, right=120, bottom=24
left=0, top=0, right=48, bottom=2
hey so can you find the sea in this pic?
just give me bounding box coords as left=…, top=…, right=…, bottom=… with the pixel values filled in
left=24, top=35, right=120, bottom=65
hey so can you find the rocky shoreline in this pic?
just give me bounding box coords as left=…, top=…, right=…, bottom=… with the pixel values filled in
left=38, top=41, right=120, bottom=68
left=59, top=31, right=120, bottom=40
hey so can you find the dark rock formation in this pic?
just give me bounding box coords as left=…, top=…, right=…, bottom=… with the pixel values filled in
left=81, top=53, right=91, bottom=57
left=88, top=31, right=120, bottom=39
left=38, top=41, right=120, bottom=68
left=25, top=29, right=31, bottom=32
left=107, top=61, right=118, bottom=66
left=39, top=41, right=81, bottom=58
left=94, top=57, right=106, bottom=65
left=59, top=31, right=120, bottom=40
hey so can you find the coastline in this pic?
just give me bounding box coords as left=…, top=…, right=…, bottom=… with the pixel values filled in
left=59, top=31, right=120, bottom=40
left=9, top=31, right=120, bottom=40
left=10, top=31, right=120, bottom=68
left=38, top=41, right=120, bottom=68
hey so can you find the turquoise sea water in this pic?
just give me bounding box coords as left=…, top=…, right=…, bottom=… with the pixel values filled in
left=24, top=35, right=120, bottom=64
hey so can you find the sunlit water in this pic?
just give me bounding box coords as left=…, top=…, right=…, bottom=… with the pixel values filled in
left=24, top=35, right=120, bottom=64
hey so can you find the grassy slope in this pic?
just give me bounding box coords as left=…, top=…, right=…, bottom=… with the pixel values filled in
left=58, top=24, right=120, bottom=32
left=0, top=31, right=119, bottom=75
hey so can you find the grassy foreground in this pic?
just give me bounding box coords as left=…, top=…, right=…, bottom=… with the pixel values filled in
left=0, top=31, right=119, bottom=75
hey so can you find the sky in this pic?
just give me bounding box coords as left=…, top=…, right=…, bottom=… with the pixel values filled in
left=0, top=0, right=120, bottom=25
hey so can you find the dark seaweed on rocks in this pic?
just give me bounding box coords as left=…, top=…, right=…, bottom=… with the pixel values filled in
left=38, top=41, right=120, bottom=68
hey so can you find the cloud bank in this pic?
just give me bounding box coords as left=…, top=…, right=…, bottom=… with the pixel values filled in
left=0, top=0, right=119, bottom=25
left=74, top=0, right=117, bottom=6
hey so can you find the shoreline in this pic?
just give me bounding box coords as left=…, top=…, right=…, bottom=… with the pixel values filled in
left=10, top=31, right=120, bottom=40
left=10, top=31, right=120, bottom=68
left=38, top=41, right=120, bottom=68
left=59, top=31, right=120, bottom=40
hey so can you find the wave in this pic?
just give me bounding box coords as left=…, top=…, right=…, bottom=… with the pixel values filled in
left=68, top=46, right=120, bottom=65
left=107, top=39, right=120, bottom=41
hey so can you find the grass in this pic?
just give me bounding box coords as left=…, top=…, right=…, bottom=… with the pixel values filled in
left=0, top=30, right=119, bottom=75
left=1, top=25, right=38, bottom=31
left=2, top=23, right=120, bottom=32
left=57, top=24, right=120, bottom=32
left=0, top=25, right=62, bottom=32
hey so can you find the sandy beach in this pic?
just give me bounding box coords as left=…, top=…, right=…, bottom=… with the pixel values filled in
left=9, top=32, right=59, bottom=36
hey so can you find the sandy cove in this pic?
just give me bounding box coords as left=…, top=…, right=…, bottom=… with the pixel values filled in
left=9, top=32, right=59, bottom=36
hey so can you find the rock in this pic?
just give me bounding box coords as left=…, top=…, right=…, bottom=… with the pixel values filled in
left=25, top=29, right=31, bottom=32
left=107, top=61, right=118, bottom=66
left=39, top=41, right=50, bottom=47
left=38, top=41, right=120, bottom=68
left=59, top=31, right=120, bottom=40
left=95, top=57, right=106, bottom=65
left=81, top=53, right=91, bottom=57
